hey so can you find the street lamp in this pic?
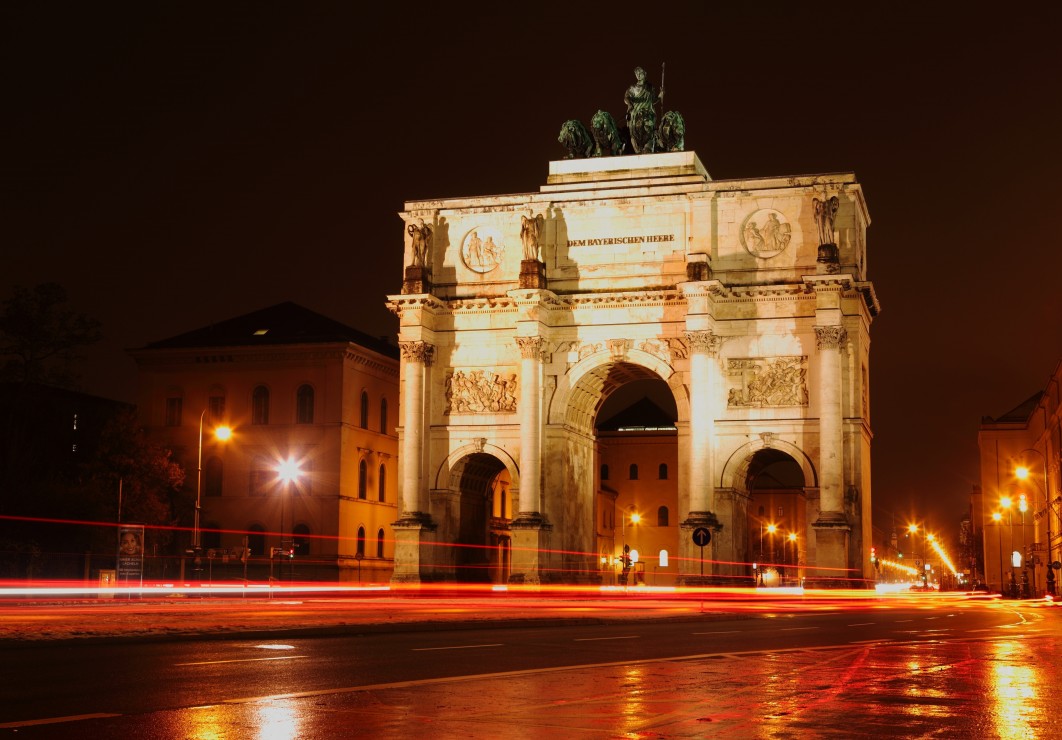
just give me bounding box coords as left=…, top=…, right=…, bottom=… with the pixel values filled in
left=1000, top=496, right=1018, bottom=597
left=907, top=523, right=927, bottom=587
left=193, top=410, right=232, bottom=580
left=1016, top=451, right=1056, bottom=597
left=275, top=457, right=302, bottom=581
left=619, top=511, right=640, bottom=585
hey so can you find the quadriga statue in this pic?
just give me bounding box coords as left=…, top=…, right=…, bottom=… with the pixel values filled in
left=558, top=119, right=593, bottom=159
left=590, top=109, right=625, bottom=157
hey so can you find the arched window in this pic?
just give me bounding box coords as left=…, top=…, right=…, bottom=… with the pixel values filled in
left=658, top=463, right=668, bottom=480
left=165, top=391, right=183, bottom=427
left=600, top=464, right=609, bottom=481
left=629, top=464, right=639, bottom=480
left=293, top=524, right=311, bottom=556
left=356, top=527, right=366, bottom=557
left=380, top=398, right=388, bottom=434
left=207, top=390, right=225, bottom=424
left=360, top=391, right=369, bottom=429
left=377, top=528, right=385, bottom=558
left=252, top=386, right=270, bottom=425
left=658, top=506, right=669, bottom=527
left=358, top=460, right=367, bottom=499
left=247, top=524, right=266, bottom=558
left=296, top=384, right=314, bottom=424
left=378, top=464, right=386, bottom=502
left=204, top=457, right=223, bottom=497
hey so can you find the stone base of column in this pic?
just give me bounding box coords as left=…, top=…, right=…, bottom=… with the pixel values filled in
left=677, top=512, right=734, bottom=586
left=809, top=513, right=852, bottom=587
left=402, top=265, right=432, bottom=294
left=816, top=244, right=840, bottom=274
left=508, top=512, right=550, bottom=586
left=519, top=259, right=546, bottom=289
left=390, top=513, right=439, bottom=584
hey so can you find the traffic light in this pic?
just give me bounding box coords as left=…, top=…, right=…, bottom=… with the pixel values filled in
left=870, top=546, right=877, bottom=564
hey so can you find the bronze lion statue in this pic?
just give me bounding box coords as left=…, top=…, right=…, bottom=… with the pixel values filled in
left=590, top=110, right=625, bottom=157
left=657, top=110, right=686, bottom=152
left=558, top=119, right=593, bottom=160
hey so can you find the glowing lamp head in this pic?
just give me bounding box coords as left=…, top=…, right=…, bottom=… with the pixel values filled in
left=1015, top=466, right=1031, bottom=480
left=787, top=532, right=797, bottom=542
left=992, top=512, right=1002, bottom=523
left=214, top=425, right=233, bottom=441
left=277, top=458, right=302, bottom=483
left=629, top=513, right=641, bottom=525
left=766, top=524, right=777, bottom=535
left=1019, top=494, right=1028, bottom=513
left=907, top=523, right=918, bottom=534
left=1000, top=496, right=1012, bottom=509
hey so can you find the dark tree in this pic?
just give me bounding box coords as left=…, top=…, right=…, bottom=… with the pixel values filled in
left=0, top=283, right=102, bottom=387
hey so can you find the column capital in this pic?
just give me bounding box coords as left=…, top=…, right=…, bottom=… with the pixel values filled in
left=814, top=325, right=848, bottom=350
left=399, top=340, right=435, bottom=366
left=684, top=330, right=721, bottom=356
left=515, top=336, right=548, bottom=361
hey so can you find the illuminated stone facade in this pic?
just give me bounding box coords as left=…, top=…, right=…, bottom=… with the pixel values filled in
left=389, top=152, right=878, bottom=586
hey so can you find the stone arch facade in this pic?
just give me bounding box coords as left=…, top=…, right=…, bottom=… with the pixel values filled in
left=388, top=152, right=878, bottom=586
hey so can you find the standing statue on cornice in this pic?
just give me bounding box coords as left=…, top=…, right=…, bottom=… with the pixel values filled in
left=624, top=66, right=663, bottom=154
left=813, top=196, right=840, bottom=246
left=520, top=209, right=541, bottom=261
left=407, top=218, right=432, bottom=268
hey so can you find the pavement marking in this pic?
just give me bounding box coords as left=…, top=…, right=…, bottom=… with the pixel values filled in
left=894, top=619, right=913, bottom=623
left=691, top=630, right=741, bottom=635
left=176, top=656, right=305, bottom=666
left=0, top=713, right=122, bottom=729
left=573, top=635, right=639, bottom=642
left=779, top=626, right=818, bottom=631
left=411, top=643, right=503, bottom=651
left=847, top=623, right=875, bottom=627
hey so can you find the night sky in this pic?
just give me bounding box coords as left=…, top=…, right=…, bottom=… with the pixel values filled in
left=5, top=4, right=1061, bottom=536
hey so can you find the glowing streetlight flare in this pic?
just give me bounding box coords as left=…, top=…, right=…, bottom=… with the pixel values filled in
left=214, top=425, right=233, bottom=441
left=1015, top=465, right=1031, bottom=480
left=277, top=458, right=302, bottom=483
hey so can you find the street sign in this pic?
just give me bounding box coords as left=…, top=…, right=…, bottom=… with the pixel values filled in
left=692, top=527, right=711, bottom=547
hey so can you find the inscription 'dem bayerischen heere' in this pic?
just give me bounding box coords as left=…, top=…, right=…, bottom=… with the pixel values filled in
left=565, top=234, right=676, bottom=247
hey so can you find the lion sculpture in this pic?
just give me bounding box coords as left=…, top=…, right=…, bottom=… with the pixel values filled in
left=657, top=110, right=686, bottom=153
left=590, top=110, right=625, bottom=157
left=558, top=119, right=593, bottom=160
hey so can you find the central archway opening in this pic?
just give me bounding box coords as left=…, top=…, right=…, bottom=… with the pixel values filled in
left=594, top=372, right=679, bottom=586
left=450, top=452, right=511, bottom=583
left=746, top=448, right=806, bottom=586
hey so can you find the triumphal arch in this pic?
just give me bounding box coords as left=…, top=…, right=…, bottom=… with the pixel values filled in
left=388, top=149, right=878, bottom=587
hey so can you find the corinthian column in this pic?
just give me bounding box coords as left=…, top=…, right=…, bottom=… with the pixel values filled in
left=814, top=325, right=847, bottom=518
left=398, top=340, right=434, bottom=519
left=685, top=330, right=720, bottom=515
left=514, top=336, right=546, bottom=518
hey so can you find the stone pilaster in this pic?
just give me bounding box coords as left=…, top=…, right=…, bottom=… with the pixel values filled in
left=511, top=336, right=549, bottom=584
left=398, top=340, right=434, bottom=519
left=812, top=324, right=850, bottom=580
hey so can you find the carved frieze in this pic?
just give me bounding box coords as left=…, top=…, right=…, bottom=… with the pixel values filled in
left=814, top=325, right=848, bottom=350
left=607, top=338, right=631, bottom=360
left=445, top=369, right=518, bottom=414
left=727, top=356, right=809, bottom=408
left=399, top=341, right=435, bottom=366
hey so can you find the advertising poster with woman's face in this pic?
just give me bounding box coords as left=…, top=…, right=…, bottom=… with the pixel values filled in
left=117, top=525, right=144, bottom=582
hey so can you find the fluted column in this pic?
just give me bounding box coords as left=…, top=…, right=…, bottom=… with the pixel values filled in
left=814, top=325, right=847, bottom=517
left=686, top=330, right=720, bottom=514
left=399, top=340, right=433, bottom=517
left=515, top=336, right=545, bottom=517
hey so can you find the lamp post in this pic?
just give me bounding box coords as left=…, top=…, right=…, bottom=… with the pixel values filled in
left=786, top=531, right=797, bottom=585
left=1018, top=492, right=1030, bottom=597
left=907, top=523, right=927, bottom=588
left=993, top=511, right=1005, bottom=596
left=1017, top=450, right=1056, bottom=597
left=193, top=410, right=232, bottom=581
left=1000, top=496, right=1018, bottom=597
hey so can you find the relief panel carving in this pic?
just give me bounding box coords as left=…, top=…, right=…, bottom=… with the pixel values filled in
left=445, top=369, right=518, bottom=414
left=727, top=356, right=809, bottom=408
left=741, top=208, right=792, bottom=258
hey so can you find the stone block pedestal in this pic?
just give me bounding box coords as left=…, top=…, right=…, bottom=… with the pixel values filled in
left=390, top=514, right=438, bottom=584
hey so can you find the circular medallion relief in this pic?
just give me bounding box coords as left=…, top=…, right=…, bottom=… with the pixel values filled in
left=741, top=209, right=792, bottom=259
left=461, top=226, right=504, bottom=273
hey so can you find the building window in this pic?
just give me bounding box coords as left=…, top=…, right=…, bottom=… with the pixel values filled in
left=293, top=524, right=311, bottom=556
left=208, top=393, right=225, bottom=424
left=378, top=464, right=386, bottom=502
left=165, top=396, right=183, bottom=427
left=658, top=463, right=668, bottom=480
left=296, top=384, right=314, bottom=424
left=377, top=528, right=385, bottom=558
left=203, top=526, right=222, bottom=550
left=252, top=386, right=270, bottom=425
left=601, top=464, right=609, bottom=481
left=204, top=457, right=223, bottom=497
left=629, top=464, right=638, bottom=480
left=380, top=398, right=388, bottom=434
left=360, top=391, right=369, bottom=429
left=357, top=527, right=366, bottom=557
left=777, top=506, right=784, bottom=517
left=658, top=506, right=669, bottom=527
left=358, top=460, right=367, bottom=499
